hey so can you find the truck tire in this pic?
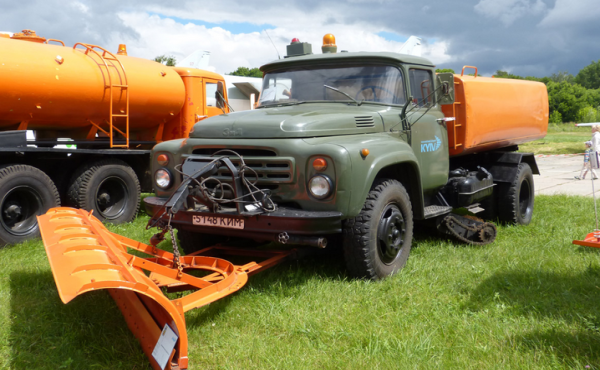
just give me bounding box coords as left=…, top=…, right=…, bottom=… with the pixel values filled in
left=343, top=179, right=413, bottom=280
left=0, top=165, right=60, bottom=246
left=177, top=229, right=225, bottom=255
left=67, top=159, right=140, bottom=224
left=498, top=163, right=534, bottom=225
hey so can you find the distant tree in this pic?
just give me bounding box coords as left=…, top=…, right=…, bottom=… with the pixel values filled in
left=229, top=67, right=262, bottom=78
left=549, top=110, right=563, bottom=124
left=435, top=68, right=455, bottom=74
left=574, top=60, right=600, bottom=89
left=549, top=71, right=574, bottom=84
left=578, top=106, right=598, bottom=123
left=154, top=55, right=177, bottom=66
left=546, top=81, right=598, bottom=122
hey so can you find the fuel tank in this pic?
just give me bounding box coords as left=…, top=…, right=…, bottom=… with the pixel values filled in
left=0, top=36, right=185, bottom=140
left=442, top=74, right=548, bottom=156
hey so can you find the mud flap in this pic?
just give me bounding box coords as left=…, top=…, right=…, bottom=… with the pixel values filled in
left=37, top=207, right=287, bottom=370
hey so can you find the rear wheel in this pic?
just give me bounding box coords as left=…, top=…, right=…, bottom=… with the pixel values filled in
left=67, top=159, right=140, bottom=224
left=498, top=163, right=534, bottom=225
left=343, top=179, right=413, bottom=280
left=0, top=165, right=60, bottom=246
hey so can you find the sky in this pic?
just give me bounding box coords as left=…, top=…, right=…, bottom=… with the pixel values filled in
left=1, top=0, right=599, bottom=78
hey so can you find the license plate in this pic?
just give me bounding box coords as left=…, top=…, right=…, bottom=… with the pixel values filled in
left=192, top=215, right=245, bottom=229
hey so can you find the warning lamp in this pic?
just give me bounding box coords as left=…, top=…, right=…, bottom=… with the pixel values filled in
left=291, top=38, right=300, bottom=44
left=322, top=33, right=337, bottom=54
left=157, top=154, right=169, bottom=166
left=312, top=158, right=327, bottom=171
left=117, top=43, right=128, bottom=56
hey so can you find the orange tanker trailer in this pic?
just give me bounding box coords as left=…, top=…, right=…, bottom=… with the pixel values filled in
left=0, top=30, right=234, bottom=246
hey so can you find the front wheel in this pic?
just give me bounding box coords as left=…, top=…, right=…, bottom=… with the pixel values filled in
left=343, top=179, right=413, bottom=280
left=0, top=165, right=60, bottom=246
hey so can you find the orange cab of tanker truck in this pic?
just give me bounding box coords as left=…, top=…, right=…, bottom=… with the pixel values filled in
left=0, top=30, right=234, bottom=246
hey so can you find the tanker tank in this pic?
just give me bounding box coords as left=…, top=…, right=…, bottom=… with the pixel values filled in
left=442, top=72, right=549, bottom=157
left=0, top=36, right=185, bottom=142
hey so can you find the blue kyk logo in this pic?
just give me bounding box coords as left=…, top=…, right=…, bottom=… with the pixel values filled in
left=420, top=136, right=441, bottom=153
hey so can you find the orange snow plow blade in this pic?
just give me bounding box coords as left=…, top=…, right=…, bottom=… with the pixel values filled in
left=37, top=207, right=292, bottom=370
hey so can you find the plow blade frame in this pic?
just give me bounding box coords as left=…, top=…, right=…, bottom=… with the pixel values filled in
left=38, top=208, right=292, bottom=369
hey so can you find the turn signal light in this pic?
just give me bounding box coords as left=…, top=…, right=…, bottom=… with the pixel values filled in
left=361, top=148, right=370, bottom=157
left=313, top=158, right=327, bottom=171
left=157, top=154, right=169, bottom=166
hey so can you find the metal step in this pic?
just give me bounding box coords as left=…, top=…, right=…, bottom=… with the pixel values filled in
left=423, top=205, right=453, bottom=219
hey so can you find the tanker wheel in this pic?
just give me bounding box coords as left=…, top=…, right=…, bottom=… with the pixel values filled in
left=0, top=165, right=60, bottom=247
left=498, top=163, right=534, bottom=225
left=343, top=179, right=413, bottom=280
left=67, top=159, right=140, bottom=224
left=177, top=229, right=227, bottom=255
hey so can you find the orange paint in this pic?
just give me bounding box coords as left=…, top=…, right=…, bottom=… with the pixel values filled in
left=441, top=74, right=548, bottom=157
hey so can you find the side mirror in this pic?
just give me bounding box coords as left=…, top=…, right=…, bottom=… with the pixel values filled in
left=436, top=73, right=455, bottom=105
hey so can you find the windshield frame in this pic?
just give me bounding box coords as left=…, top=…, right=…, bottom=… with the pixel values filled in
left=258, top=62, right=407, bottom=108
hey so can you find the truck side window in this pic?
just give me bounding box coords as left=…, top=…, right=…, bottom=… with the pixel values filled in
left=206, top=82, right=218, bottom=107
left=409, top=69, right=433, bottom=107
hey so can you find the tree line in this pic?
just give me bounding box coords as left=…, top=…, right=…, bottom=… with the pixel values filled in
left=438, top=61, right=600, bottom=124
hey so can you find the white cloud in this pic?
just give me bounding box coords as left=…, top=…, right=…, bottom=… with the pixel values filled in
left=539, top=0, right=600, bottom=27
left=110, top=12, right=451, bottom=75
left=474, top=0, right=547, bottom=26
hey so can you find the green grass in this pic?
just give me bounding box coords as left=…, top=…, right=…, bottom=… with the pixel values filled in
left=519, top=124, right=592, bottom=155
left=2, top=196, right=600, bottom=369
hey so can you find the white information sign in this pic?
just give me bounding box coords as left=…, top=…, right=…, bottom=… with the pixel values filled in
left=152, top=324, right=179, bottom=370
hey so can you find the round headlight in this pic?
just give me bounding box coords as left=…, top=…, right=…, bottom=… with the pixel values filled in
left=308, top=175, right=332, bottom=199
left=155, top=169, right=172, bottom=189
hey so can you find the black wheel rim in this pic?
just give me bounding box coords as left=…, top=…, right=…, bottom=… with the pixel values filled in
left=377, top=203, right=406, bottom=265
left=518, top=178, right=532, bottom=218
left=95, top=176, right=128, bottom=220
left=0, top=185, right=43, bottom=236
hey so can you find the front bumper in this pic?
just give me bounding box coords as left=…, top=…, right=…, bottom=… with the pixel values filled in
left=144, top=197, right=343, bottom=240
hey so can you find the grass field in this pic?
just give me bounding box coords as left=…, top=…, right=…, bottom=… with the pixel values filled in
left=1, top=195, right=600, bottom=369
left=519, top=124, right=593, bottom=155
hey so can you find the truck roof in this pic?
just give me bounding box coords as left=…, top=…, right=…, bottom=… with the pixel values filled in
left=172, top=67, right=224, bottom=80
left=260, top=51, right=434, bottom=72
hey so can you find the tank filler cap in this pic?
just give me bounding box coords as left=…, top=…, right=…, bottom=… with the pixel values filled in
left=11, top=29, right=46, bottom=43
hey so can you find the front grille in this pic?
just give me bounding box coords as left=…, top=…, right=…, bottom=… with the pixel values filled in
left=192, top=148, right=277, bottom=156
left=215, top=157, right=294, bottom=184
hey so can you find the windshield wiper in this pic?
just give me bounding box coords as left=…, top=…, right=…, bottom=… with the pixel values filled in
left=324, top=85, right=362, bottom=106
left=256, top=100, right=306, bottom=108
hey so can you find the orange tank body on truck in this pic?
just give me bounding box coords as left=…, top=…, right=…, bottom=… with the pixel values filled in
left=442, top=70, right=549, bottom=157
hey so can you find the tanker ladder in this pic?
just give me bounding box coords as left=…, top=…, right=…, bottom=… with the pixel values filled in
left=73, top=43, right=130, bottom=148
left=37, top=207, right=294, bottom=370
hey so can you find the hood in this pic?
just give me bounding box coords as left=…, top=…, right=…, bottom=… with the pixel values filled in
left=189, top=103, right=389, bottom=139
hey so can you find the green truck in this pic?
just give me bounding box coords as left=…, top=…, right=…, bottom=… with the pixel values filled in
left=144, top=36, right=548, bottom=280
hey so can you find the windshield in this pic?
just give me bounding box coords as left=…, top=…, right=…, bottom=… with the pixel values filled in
left=259, top=65, right=405, bottom=106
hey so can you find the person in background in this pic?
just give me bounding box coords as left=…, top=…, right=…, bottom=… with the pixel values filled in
left=592, top=125, right=600, bottom=152
left=575, top=141, right=598, bottom=180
